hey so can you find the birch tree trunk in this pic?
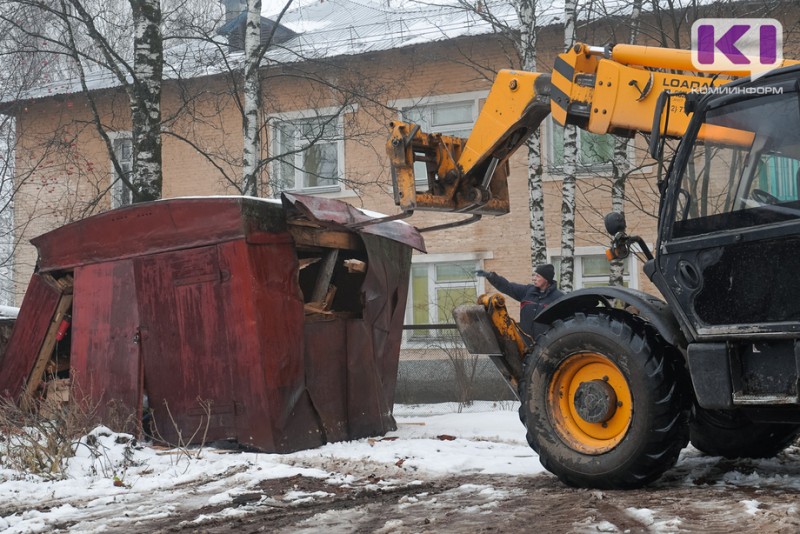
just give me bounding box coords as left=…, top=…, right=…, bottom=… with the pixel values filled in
left=129, top=0, right=163, bottom=202
left=515, top=0, right=548, bottom=268
left=242, top=0, right=262, bottom=196
left=528, top=135, right=547, bottom=266
left=609, top=0, right=642, bottom=287
left=609, top=139, right=628, bottom=286
left=559, top=0, right=577, bottom=291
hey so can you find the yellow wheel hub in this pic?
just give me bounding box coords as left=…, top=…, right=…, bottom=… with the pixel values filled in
left=547, top=352, right=632, bottom=454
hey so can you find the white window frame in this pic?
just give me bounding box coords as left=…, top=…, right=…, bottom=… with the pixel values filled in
left=546, top=117, right=627, bottom=174
left=403, top=252, right=492, bottom=347
left=268, top=106, right=349, bottom=197
left=393, top=91, right=488, bottom=186
left=394, top=90, right=488, bottom=134
left=108, top=131, right=133, bottom=209
left=548, top=246, right=640, bottom=290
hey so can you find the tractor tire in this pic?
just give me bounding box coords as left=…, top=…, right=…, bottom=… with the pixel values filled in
left=690, top=407, right=800, bottom=459
left=519, top=312, right=690, bottom=489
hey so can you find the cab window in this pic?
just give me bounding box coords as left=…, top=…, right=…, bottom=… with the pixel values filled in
left=672, top=92, right=800, bottom=239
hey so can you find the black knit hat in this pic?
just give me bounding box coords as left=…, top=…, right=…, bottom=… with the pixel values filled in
left=535, top=263, right=556, bottom=284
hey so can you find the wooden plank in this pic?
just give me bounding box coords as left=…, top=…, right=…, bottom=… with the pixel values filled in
left=322, top=285, right=337, bottom=310
left=343, top=259, right=367, bottom=273
left=53, top=274, right=74, bottom=294
left=304, top=303, right=333, bottom=315
left=22, top=292, right=73, bottom=405
left=311, top=249, right=339, bottom=303
left=288, top=225, right=361, bottom=250
left=304, top=284, right=337, bottom=315
left=0, top=274, right=64, bottom=400
left=298, top=257, right=321, bottom=270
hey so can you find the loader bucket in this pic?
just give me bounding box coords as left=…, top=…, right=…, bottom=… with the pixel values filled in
left=452, top=298, right=529, bottom=398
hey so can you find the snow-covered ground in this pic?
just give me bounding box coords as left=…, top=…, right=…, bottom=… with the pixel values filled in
left=3, top=402, right=534, bottom=532
left=1, top=402, right=799, bottom=533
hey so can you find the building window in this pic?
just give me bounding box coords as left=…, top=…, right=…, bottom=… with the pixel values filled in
left=403, top=99, right=480, bottom=137
left=552, top=253, right=636, bottom=289
left=110, top=134, right=133, bottom=208
left=399, top=92, right=486, bottom=185
left=549, top=118, right=615, bottom=171
left=406, top=259, right=482, bottom=342
left=271, top=114, right=342, bottom=194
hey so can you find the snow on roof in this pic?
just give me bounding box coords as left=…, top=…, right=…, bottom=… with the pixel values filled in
left=0, top=305, right=18, bottom=319
left=262, top=0, right=519, bottom=63
left=9, top=0, right=516, bottom=102
left=10, top=0, right=699, bottom=103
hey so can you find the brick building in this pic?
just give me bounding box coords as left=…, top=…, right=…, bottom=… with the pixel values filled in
left=9, top=1, right=652, bottom=298
left=8, top=1, right=800, bottom=399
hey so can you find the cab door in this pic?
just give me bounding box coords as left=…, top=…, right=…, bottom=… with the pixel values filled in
left=655, top=86, right=800, bottom=339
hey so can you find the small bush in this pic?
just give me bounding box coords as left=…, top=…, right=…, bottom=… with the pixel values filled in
left=0, top=382, right=134, bottom=480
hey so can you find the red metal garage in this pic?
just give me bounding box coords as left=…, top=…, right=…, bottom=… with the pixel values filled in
left=0, top=194, right=424, bottom=452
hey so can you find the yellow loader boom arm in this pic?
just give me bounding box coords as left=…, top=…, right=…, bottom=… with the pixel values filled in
left=388, top=42, right=798, bottom=217
left=388, top=70, right=551, bottom=215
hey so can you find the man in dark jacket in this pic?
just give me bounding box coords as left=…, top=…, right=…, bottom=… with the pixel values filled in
left=475, top=264, right=564, bottom=339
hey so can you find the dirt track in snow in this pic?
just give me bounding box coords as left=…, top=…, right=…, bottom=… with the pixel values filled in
left=130, top=452, right=800, bottom=533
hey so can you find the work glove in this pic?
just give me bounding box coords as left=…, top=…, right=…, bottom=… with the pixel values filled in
left=474, top=269, right=491, bottom=278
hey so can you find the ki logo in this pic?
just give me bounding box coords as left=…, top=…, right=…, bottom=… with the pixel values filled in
left=691, top=18, right=783, bottom=78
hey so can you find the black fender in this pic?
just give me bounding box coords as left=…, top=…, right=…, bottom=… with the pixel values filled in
left=534, top=287, right=687, bottom=351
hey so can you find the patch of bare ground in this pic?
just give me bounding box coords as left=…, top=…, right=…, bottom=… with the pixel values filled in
left=128, top=467, right=800, bottom=534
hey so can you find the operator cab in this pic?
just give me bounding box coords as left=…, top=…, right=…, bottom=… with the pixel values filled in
left=655, top=69, right=800, bottom=340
